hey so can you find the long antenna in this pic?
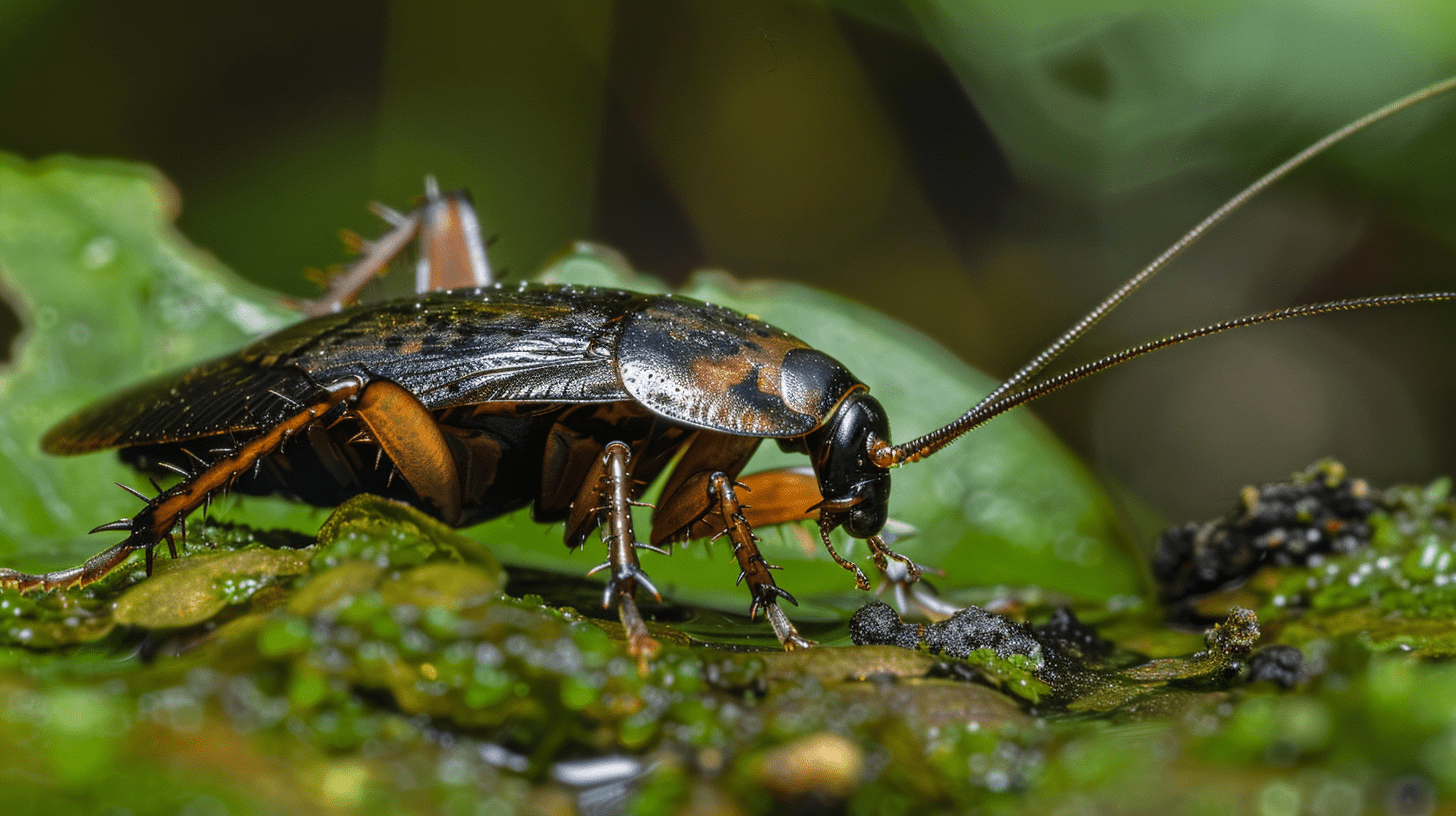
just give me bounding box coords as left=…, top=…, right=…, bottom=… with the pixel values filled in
left=872, top=74, right=1456, bottom=468
left=920, top=292, right=1456, bottom=443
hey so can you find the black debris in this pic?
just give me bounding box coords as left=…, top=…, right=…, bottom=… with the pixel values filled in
left=1153, top=461, right=1376, bottom=603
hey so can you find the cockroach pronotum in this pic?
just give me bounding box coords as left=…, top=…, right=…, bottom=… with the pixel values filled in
left=5, top=78, right=1455, bottom=658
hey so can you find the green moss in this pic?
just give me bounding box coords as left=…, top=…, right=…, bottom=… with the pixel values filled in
left=1182, top=472, right=1456, bottom=656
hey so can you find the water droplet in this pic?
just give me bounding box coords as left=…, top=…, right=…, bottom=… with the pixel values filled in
left=81, top=236, right=117, bottom=269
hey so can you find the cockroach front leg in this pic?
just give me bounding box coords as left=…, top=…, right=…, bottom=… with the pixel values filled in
left=866, top=533, right=959, bottom=619
left=734, top=467, right=949, bottom=620
left=707, top=473, right=813, bottom=650
left=582, top=441, right=663, bottom=659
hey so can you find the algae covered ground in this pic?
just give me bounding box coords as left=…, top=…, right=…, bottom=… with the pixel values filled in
left=3, top=156, right=1456, bottom=815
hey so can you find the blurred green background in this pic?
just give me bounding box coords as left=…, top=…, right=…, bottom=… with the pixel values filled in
left=2, top=0, right=1455, bottom=524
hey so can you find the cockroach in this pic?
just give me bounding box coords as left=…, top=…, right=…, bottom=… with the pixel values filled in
left=3, top=79, right=1455, bottom=658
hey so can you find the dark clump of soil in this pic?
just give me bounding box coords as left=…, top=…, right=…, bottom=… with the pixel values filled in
left=1247, top=645, right=1306, bottom=688
left=848, top=601, right=1109, bottom=696
left=1152, top=461, right=1376, bottom=603
left=849, top=600, right=1044, bottom=661
left=846, top=599, right=925, bottom=651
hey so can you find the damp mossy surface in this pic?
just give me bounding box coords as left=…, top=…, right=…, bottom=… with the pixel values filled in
left=3, top=157, right=1456, bottom=815
left=6, top=486, right=1456, bottom=816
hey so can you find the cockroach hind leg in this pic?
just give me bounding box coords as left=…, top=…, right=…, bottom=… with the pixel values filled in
left=295, top=197, right=424, bottom=316
left=0, top=541, right=143, bottom=593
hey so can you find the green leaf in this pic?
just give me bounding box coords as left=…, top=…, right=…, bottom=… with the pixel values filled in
left=0, top=154, right=310, bottom=575
left=111, top=549, right=312, bottom=629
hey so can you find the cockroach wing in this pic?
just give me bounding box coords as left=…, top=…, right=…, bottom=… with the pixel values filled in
left=42, top=285, right=643, bottom=454
left=41, top=355, right=327, bottom=454
left=282, top=287, right=637, bottom=410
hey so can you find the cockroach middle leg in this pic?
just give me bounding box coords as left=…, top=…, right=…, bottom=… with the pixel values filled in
left=707, top=473, right=813, bottom=650
left=585, top=441, right=663, bottom=660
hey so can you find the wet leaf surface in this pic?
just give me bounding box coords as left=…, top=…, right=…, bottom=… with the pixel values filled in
left=112, top=549, right=312, bottom=629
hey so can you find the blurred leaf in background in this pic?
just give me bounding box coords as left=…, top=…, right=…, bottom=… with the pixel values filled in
left=0, top=0, right=1454, bottom=522
left=0, top=155, right=304, bottom=573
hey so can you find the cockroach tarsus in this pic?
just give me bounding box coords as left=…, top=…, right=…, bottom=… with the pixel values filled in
left=5, top=79, right=1456, bottom=658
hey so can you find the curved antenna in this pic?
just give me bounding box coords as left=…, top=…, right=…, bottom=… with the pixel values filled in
left=874, top=75, right=1456, bottom=467
left=895, top=292, right=1456, bottom=449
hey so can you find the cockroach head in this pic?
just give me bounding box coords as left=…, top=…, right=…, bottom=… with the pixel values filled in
left=806, top=391, right=892, bottom=538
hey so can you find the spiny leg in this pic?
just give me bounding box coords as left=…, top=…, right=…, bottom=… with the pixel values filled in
left=583, top=441, right=662, bottom=659
left=708, top=474, right=812, bottom=650
left=718, top=466, right=947, bottom=623
left=298, top=205, right=421, bottom=316
left=0, top=541, right=141, bottom=593
left=0, top=379, right=362, bottom=593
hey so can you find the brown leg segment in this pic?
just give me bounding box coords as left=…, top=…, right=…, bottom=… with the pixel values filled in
left=816, top=518, right=871, bottom=591
left=354, top=380, right=463, bottom=525
left=414, top=179, right=493, bottom=292
left=0, top=379, right=362, bottom=592
left=580, top=441, right=661, bottom=659
left=708, top=473, right=812, bottom=650
left=298, top=207, right=422, bottom=316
